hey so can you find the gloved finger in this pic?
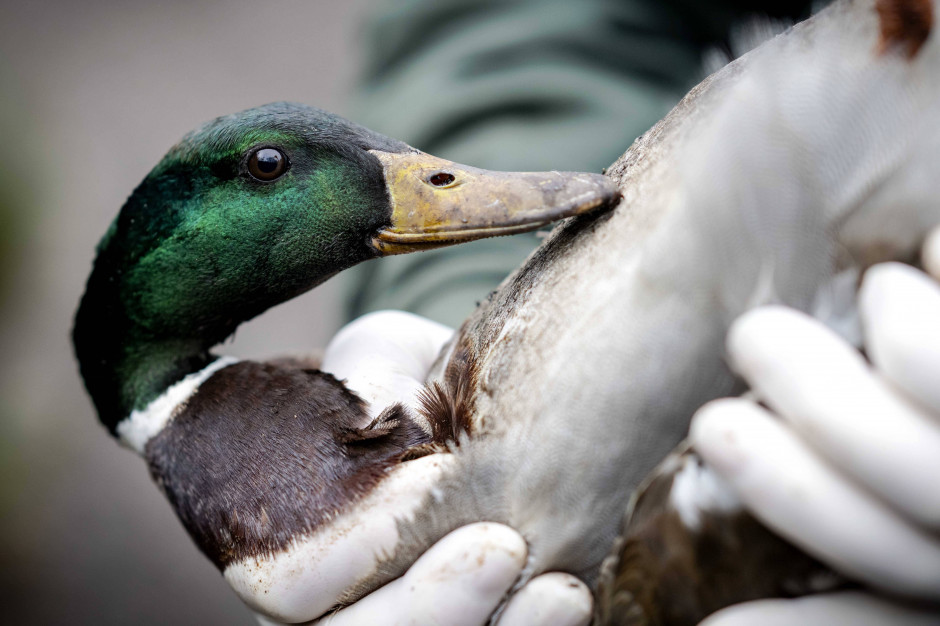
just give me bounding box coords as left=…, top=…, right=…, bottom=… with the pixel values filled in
left=921, top=226, right=940, bottom=280
left=497, top=572, right=592, bottom=626
left=315, top=523, right=526, bottom=626
left=859, top=262, right=940, bottom=417
left=691, top=398, right=940, bottom=600
left=321, top=311, right=455, bottom=420
left=727, top=306, right=940, bottom=529
left=698, top=591, right=940, bottom=626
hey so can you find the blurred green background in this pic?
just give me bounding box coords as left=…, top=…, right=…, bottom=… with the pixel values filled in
left=0, top=2, right=366, bottom=622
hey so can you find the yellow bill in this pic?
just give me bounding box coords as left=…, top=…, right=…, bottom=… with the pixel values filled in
left=369, top=149, right=620, bottom=255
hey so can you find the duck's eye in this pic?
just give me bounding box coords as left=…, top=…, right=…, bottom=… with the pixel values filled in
left=247, top=148, right=288, bottom=181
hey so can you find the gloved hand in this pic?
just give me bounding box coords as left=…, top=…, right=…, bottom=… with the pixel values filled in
left=292, top=523, right=591, bottom=626
left=252, top=523, right=590, bottom=626
left=694, top=231, right=940, bottom=624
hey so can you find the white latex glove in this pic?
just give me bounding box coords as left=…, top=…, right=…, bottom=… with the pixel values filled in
left=254, top=312, right=591, bottom=626
left=694, top=233, right=940, bottom=624
left=255, top=522, right=591, bottom=626
left=307, top=523, right=590, bottom=626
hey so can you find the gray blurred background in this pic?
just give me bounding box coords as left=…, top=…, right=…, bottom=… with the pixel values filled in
left=0, top=1, right=367, bottom=622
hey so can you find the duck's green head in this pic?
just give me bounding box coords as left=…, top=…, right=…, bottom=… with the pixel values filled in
left=74, top=102, right=618, bottom=433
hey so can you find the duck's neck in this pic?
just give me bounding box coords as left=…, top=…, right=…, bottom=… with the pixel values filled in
left=89, top=336, right=217, bottom=436
left=121, top=337, right=217, bottom=410
left=73, top=281, right=230, bottom=437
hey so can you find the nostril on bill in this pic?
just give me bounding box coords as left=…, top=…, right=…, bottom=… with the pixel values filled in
left=427, top=172, right=456, bottom=187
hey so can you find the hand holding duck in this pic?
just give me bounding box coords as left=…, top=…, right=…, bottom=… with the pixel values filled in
left=695, top=236, right=940, bottom=624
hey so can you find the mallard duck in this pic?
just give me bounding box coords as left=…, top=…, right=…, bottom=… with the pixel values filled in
left=75, top=0, right=940, bottom=622
left=71, top=102, right=618, bottom=620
